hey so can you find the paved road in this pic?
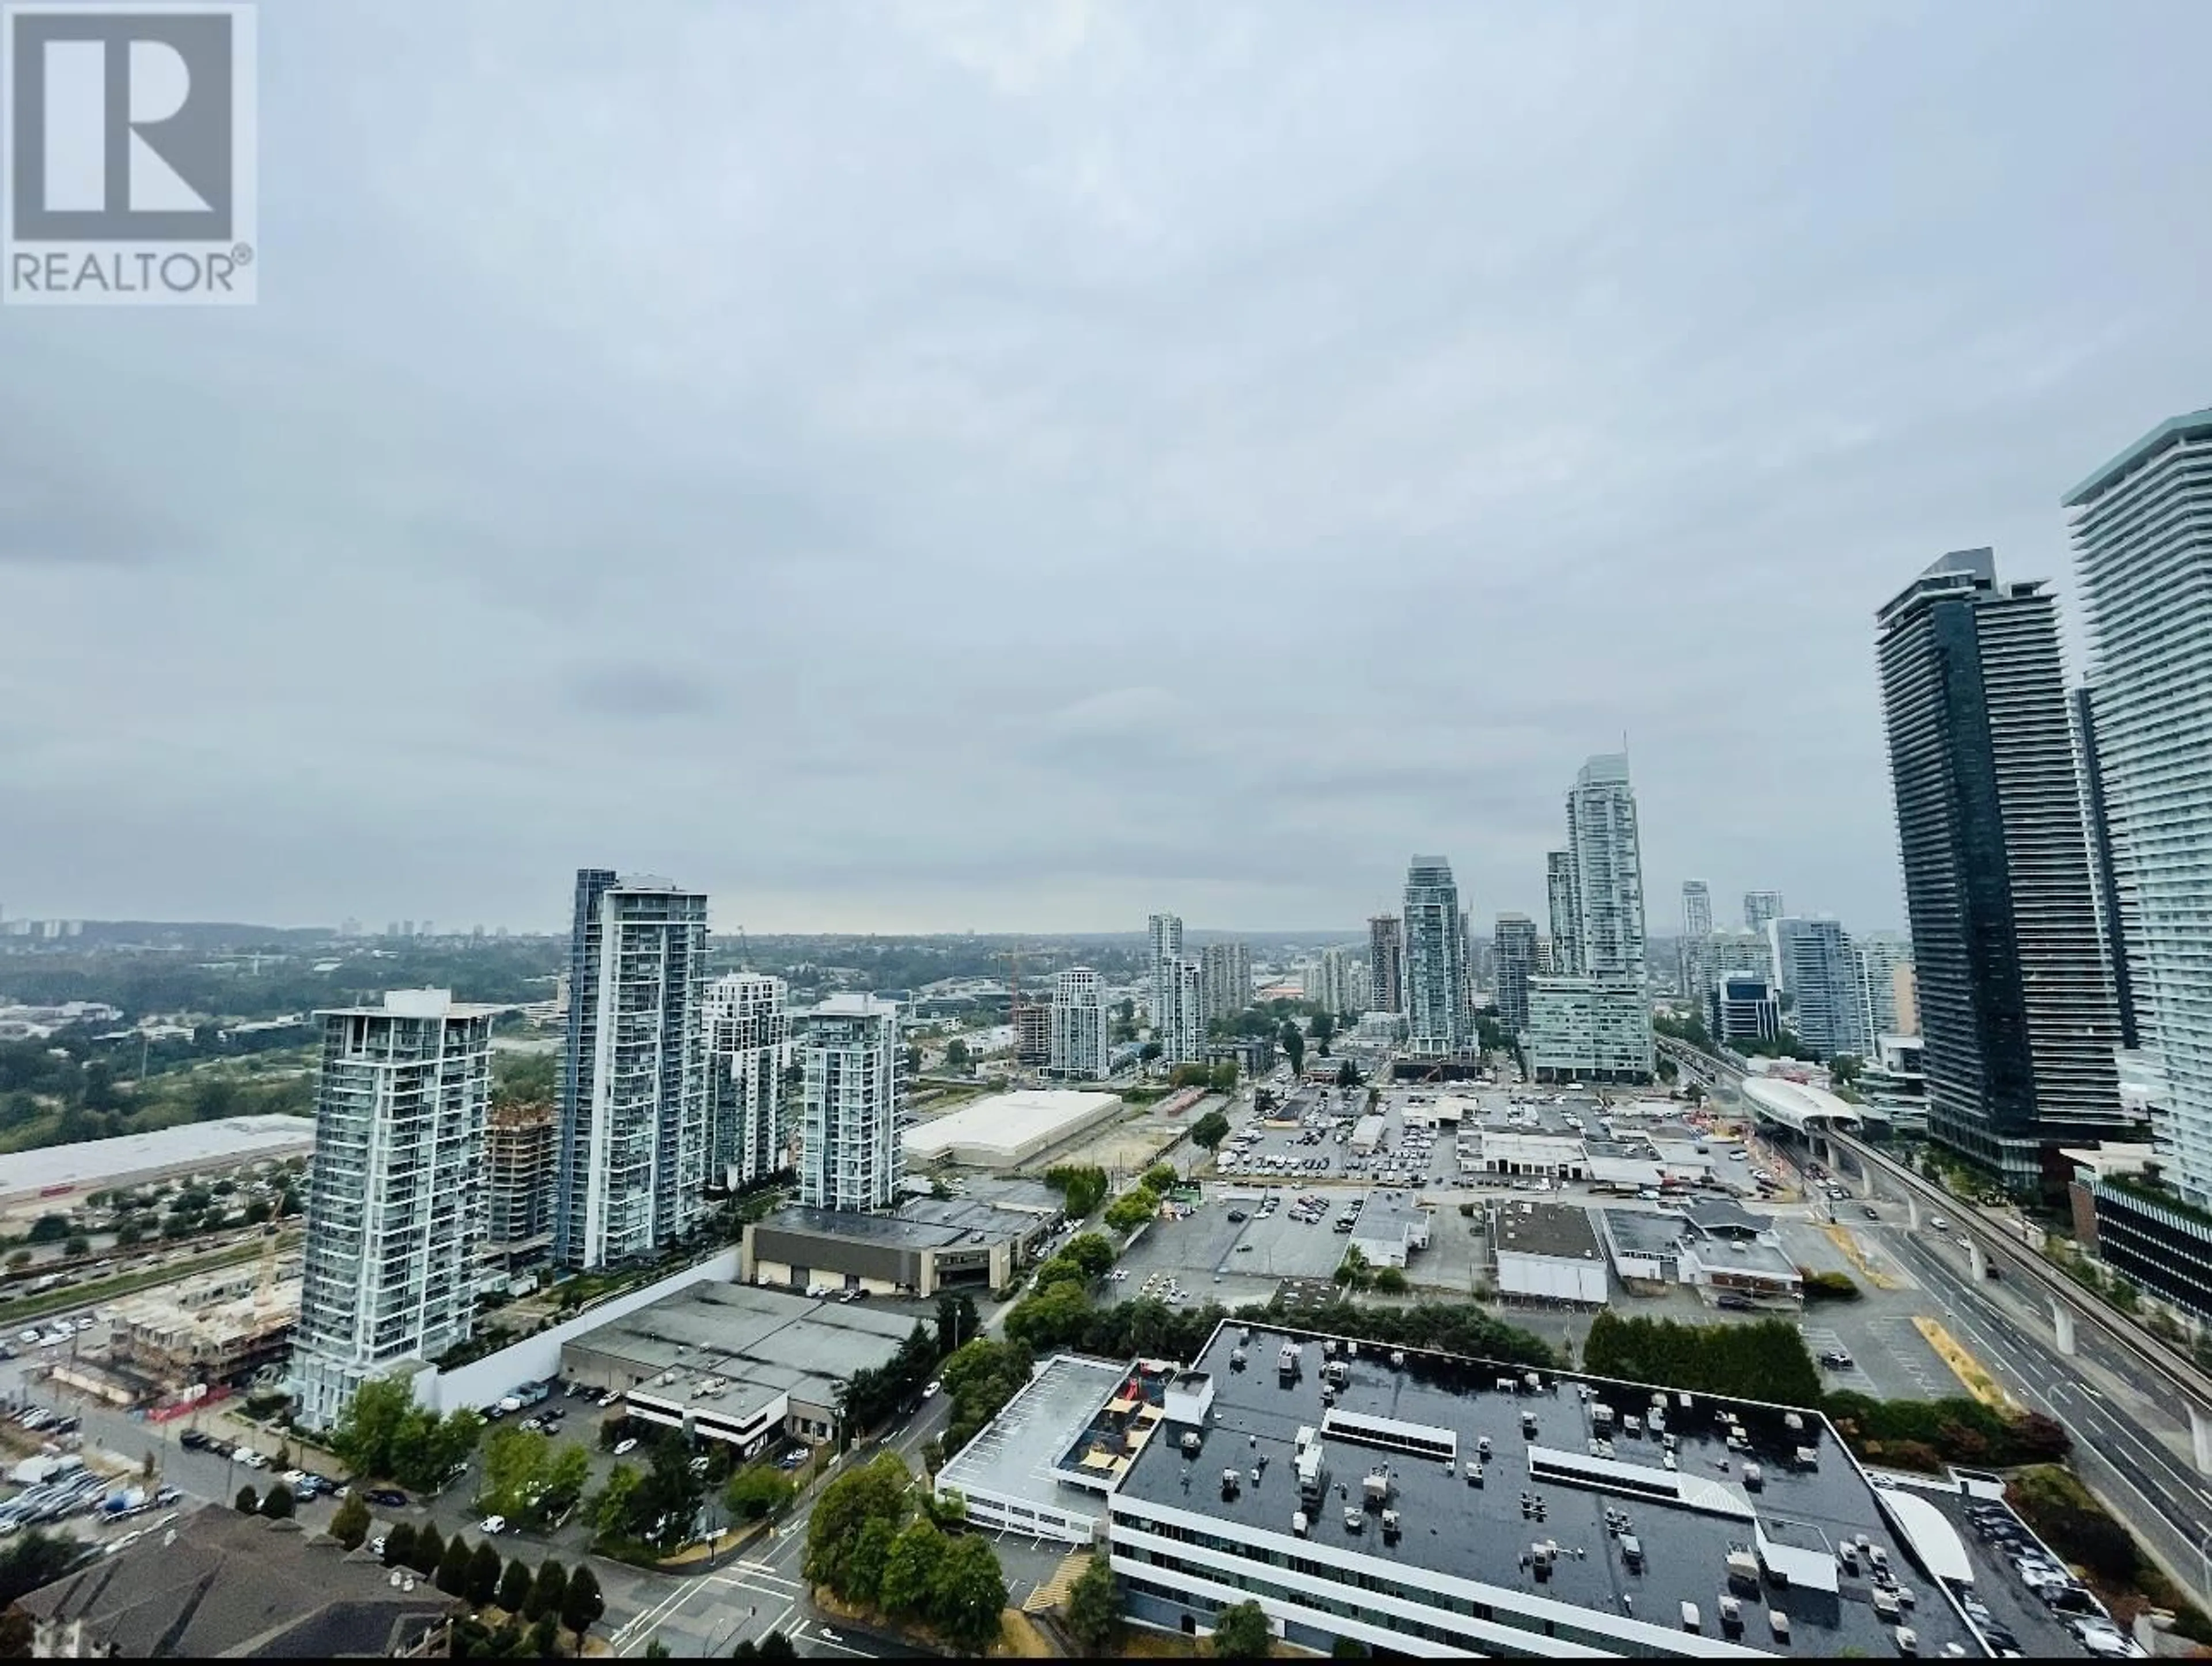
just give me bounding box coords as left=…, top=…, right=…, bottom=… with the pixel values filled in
left=1880, top=1219, right=2212, bottom=1604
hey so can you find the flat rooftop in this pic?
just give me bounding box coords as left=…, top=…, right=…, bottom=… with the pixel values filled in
left=1603, top=1209, right=1692, bottom=1257
left=1116, top=1323, right=1982, bottom=1659
left=1495, top=1201, right=1603, bottom=1261
left=753, top=1197, right=1029, bottom=1250
left=0, top=1115, right=314, bottom=1199
left=902, top=1088, right=1122, bottom=1163
left=938, top=1353, right=1139, bottom=1507
left=565, top=1282, right=914, bottom=1420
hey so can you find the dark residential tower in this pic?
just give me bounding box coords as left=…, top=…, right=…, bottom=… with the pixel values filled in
left=1874, top=549, right=2128, bottom=1190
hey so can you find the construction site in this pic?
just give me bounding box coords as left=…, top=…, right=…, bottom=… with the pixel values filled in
left=101, top=1229, right=300, bottom=1399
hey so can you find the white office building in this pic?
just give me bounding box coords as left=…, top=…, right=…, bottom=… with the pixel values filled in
left=797, top=995, right=902, bottom=1212
left=294, top=989, right=495, bottom=1430
left=704, top=973, right=791, bottom=1190
left=1769, top=917, right=1869, bottom=1063
left=555, top=871, right=711, bottom=1270
left=2068, top=408, right=2212, bottom=1208
left=1050, top=967, right=1111, bottom=1081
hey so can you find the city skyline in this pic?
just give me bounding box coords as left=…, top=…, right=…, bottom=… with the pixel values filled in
left=8, top=6, right=2210, bottom=936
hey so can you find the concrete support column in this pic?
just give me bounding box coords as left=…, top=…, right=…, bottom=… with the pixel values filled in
left=1969, top=1242, right=1987, bottom=1282
left=2051, top=1301, right=2078, bottom=1357
left=1907, top=1196, right=1921, bottom=1231
left=2191, top=1405, right=2212, bottom=1477
left=1861, top=1164, right=1877, bottom=1201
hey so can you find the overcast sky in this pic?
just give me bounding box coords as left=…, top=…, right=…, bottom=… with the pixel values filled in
left=5, top=1, right=2209, bottom=937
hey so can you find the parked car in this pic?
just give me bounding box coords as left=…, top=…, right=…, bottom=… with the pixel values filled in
left=923, top=1380, right=941, bottom=1400
left=479, top=1515, right=507, bottom=1535
left=613, top=1439, right=638, bottom=1457
left=365, top=1487, right=409, bottom=1508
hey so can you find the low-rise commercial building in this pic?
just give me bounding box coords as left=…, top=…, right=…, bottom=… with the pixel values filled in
left=1491, top=1200, right=1608, bottom=1305
left=741, top=1194, right=1054, bottom=1299
left=0, top=1115, right=314, bottom=1220
left=2069, top=1142, right=2212, bottom=1325
left=1347, top=1196, right=1431, bottom=1270
left=559, top=1281, right=915, bottom=1452
left=901, top=1088, right=1124, bottom=1169
left=934, top=1352, right=1162, bottom=1543
left=1709, top=974, right=1781, bottom=1047
left=1104, top=1320, right=1982, bottom=1657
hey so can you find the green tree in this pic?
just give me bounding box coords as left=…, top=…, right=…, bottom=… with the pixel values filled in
left=1142, top=1162, right=1179, bottom=1193
left=758, top=1633, right=796, bottom=1658
left=645, top=1640, right=672, bottom=1660
left=1830, top=1053, right=1864, bottom=1087
left=1310, top=1012, right=1336, bottom=1053
left=543, top=1442, right=592, bottom=1517
left=436, top=1532, right=474, bottom=1597
left=499, top=1555, right=534, bottom=1614
left=1278, top=1023, right=1305, bottom=1076
left=561, top=1564, right=604, bottom=1650
left=1211, top=1599, right=1274, bottom=1659
left=1373, top=1267, right=1408, bottom=1294
left=590, top=1463, right=642, bottom=1538
left=381, top=1523, right=416, bottom=1568
left=25, top=1215, right=69, bottom=1244
left=1334, top=1060, right=1360, bottom=1089
left=878, top=1518, right=944, bottom=1618
left=1062, top=1233, right=1116, bottom=1277
left=804, top=1451, right=914, bottom=1602
left=525, top=1558, right=567, bottom=1622
left=63, top=1234, right=89, bottom=1258
left=0, top=1531, right=90, bottom=1612
left=1042, top=1164, right=1108, bottom=1219
left=410, top=1524, right=445, bottom=1577
left=1190, top=1110, right=1231, bottom=1152
left=928, top=1534, right=1009, bottom=1656
left=1138, top=1040, right=1164, bottom=1070
left=328, top=1372, right=414, bottom=1480
left=944, top=1039, right=971, bottom=1071
left=234, top=1485, right=258, bottom=1513
left=329, top=1490, right=372, bottom=1549
left=480, top=1426, right=553, bottom=1517
left=1104, top=1186, right=1160, bottom=1234
left=1066, top=1555, right=1121, bottom=1652
left=467, top=1540, right=505, bottom=1606
left=726, top=1467, right=796, bottom=1521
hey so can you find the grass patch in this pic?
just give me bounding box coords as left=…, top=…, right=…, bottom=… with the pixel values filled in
left=1912, top=1317, right=2017, bottom=1411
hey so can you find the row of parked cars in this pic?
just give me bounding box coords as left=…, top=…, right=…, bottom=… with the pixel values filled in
left=1963, top=1500, right=2140, bottom=1659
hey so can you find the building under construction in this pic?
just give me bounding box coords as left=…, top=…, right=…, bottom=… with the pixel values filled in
left=484, top=1099, right=555, bottom=1276
left=106, top=1252, right=301, bottom=1394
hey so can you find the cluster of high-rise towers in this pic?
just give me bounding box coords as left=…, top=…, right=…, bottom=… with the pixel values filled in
left=292, top=868, right=886, bottom=1429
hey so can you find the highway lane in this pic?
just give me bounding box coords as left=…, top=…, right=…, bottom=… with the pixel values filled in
left=1885, top=1225, right=2212, bottom=1601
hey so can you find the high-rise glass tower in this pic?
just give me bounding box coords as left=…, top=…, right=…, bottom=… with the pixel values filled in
left=1743, top=890, right=1785, bottom=936
left=1853, top=936, right=1911, bottom=1047
left=1147, top=913, right=1205, bottom=1064
left=1367, top=915, right=1404, bottom=1013
left=797, top=995, right=901, bottom=1211
left=1769, top=918, right=1868, bottom=1063
left=1200, top=941, right=1252, bottom=1022
left=1680, top=881, right=1713, bottom=940
left=1564, top=754, right=1647, bottom=979
left=555, top=871, right=710, bottom=1269
left=1493, top=913, right=1539, bottom=1036
left=1402, top=856, right=1471, bottom=1058
left=294, top=989, right=494, bottom=1430
left=2067, top=409, right=2212, bottom=1204
left=1544, top=853, right=1580, bottom=977
left=704, top=972, right=791, bottom=1190
left=1876, top=548, right=2127, bottom=1187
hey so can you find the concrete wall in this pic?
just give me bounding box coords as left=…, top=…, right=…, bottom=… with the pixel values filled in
left=408, top=1248, right=741, bottom=1415
left=1495, top=1249, right=1608, bottom=1306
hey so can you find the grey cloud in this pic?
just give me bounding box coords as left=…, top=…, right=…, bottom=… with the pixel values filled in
left=563, top=663, right=723, bottom=722
left=2, top=0, right=2209, bottom=932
